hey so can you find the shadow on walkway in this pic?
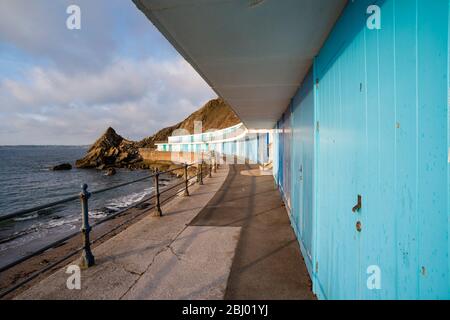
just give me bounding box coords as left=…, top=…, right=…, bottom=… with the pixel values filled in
left=190, top=165, right=315, bottom=300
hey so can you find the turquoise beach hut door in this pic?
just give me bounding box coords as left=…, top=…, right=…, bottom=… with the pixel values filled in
left=314, top=25, right=368, bottom=299
left=291, top=70, right=315, bottom=274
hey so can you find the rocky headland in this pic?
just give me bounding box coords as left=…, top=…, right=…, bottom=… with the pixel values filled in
left=75, top=127, right=142, bottom=170
left=75, top=98, right=240, bottom=173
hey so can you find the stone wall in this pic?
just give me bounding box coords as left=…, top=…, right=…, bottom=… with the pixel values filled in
left=139, top=149, right=205, bottom=164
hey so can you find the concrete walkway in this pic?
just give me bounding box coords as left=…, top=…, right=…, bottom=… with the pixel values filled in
left=191, top=165, right=315, bottom=300
left=16, top=164, right=314, bottom=300
left=17, top=166, right=239, bottom=300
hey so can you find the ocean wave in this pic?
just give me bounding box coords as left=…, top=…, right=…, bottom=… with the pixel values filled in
left=0, top=181, right=169, bottom=250
left=106, top=187, right=153, bottom=209
left=13, top=213, right=39, bottom=222
left=89, top=210, right=110, bottom=220
left=12, top=206, right=59, bottom=222
left=45, top=217, right=80, bottom=229
left=88, top=187, right=155, bottom=219
left=0, top=215, right=80, bottom=252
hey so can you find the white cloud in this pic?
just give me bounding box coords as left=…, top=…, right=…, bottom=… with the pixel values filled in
left=0, top=57, right=215, bottom=145
left=0, top=0, right=178, bottom=72
left=0, top=0, right=116, bottom=72
left=0, top=0, right=215, bottom=145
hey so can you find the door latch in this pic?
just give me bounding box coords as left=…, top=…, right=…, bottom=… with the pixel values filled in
left=352, top=195, right=362, bottom=213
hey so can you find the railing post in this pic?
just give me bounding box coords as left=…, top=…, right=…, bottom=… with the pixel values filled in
left=80, top=184, right=95, bottom=269
left=199, top=161, right=204, bottom=185
left=213, top=157, right=217, bottom=173
left=209, top=161, right=213, bottom=178
left=184, top=163, right=190, bottom=197
left=154, top=170, right=162, bottom=217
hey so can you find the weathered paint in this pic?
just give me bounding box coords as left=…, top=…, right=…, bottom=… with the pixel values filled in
left=274, top=0, right=450, bottom=299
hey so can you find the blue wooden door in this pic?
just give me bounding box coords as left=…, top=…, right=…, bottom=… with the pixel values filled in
left=314, top=24, right=368, bottom=300
left=291, top=70, right=315, bottom=273
left=313, top=0, right=449, bottom=299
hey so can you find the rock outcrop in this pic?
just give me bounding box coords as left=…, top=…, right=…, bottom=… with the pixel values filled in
left=52, top=163, right=72, bottom=171
left=106, top=168, right=117, bottom=176
left=75, top=127, right=142, bottom=169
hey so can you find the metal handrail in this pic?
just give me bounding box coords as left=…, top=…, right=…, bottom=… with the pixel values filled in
left=0, top=158, right=218, bottom=298
left=0, top=195, right=161, bottom=298
left=0, top=186, right=160, bottom=275
left=0, top=175, right=153, bottom=223
left=0, top=163, right=199, bottom=223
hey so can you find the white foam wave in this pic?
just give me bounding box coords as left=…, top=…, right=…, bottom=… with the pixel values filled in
left=13, top=213, right=39, bottom=222
left=88, top=187, right=155, bottom=219
left=1, top=183, right=163, bottom=249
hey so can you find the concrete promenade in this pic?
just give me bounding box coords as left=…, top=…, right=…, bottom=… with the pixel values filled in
left=16, top=165, right=314, bottom=300
left=192, top=165, right=315, bottom=300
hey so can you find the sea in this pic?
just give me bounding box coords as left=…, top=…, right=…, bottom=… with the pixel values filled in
left=0, top=145, right=161, bottom=268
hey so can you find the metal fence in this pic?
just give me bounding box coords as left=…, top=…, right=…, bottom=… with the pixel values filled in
left=0, top=155, right=220, bottom=299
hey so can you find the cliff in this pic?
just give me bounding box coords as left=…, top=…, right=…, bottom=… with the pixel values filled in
left=136, top=98, right=240, bottom=148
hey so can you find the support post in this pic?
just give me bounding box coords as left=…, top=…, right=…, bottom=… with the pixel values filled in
left=199, top=161, right=204, bottom=185
left=184, top=163, right=190, bottom=197
left=209, top=162, right=212, bottom=178
left=80, top=184, right=95, bottom=269
left=213, top=157, right=217, bottom=173
left=154, top=170, right=162, bottom=216
left=196, top=164, right=200, bottom=183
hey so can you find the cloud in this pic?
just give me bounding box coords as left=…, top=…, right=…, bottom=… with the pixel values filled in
left=0, top=0, right=216, bottom=145
left=0, top=1, right=112, bottom=72
left=0, top=0, right=178, bottom=72
left=0, top=57, right=215, bottom=145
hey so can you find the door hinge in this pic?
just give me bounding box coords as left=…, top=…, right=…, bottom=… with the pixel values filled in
left=315, top=261, right=319, bottom=273
left=316, top=121, right=320, bottom=132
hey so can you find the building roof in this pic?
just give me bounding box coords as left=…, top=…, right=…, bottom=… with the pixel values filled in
left=133, top=0, right=347, bottom=129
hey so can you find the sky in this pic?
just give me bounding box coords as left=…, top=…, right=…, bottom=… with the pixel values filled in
left=0, top=0, right=216, bottom=145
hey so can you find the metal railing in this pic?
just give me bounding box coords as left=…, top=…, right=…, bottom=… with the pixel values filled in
left=0, top=156, right=221, bottom=299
